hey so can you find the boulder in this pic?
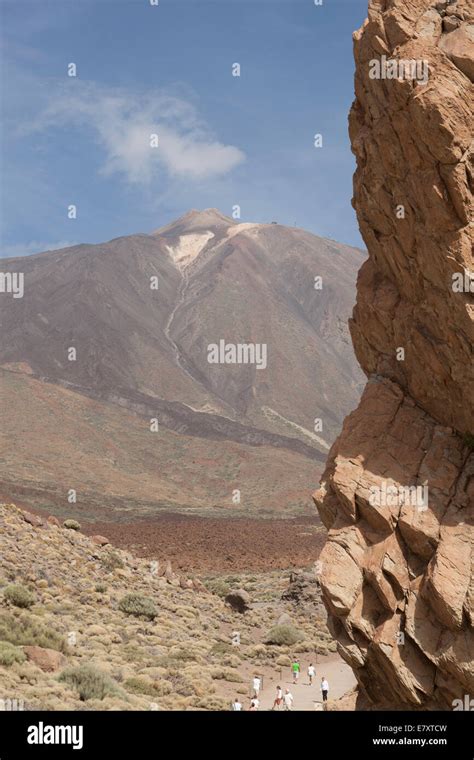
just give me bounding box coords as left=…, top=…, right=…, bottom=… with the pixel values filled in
left=23, top=646, right=66, bottom=672
left=276, top=612, right=293, bottom=626
left=281, top=571, right=325, bottom=617
left=22, top=511, right=43, bottom=528
left=439, top=22, right=474, bottom=81
left=91, top=535, right=109, bottom=547
left=224, top=589, right=251, bottom=613
left=192, top=578, right=209, bottom=594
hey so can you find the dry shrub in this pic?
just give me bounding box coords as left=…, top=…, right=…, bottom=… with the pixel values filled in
left=0, top=612, right=66, bottom=652
left=0, top=641, right=26, bottom=666
left=118, top=594, right=157, bottom=621
left=264, top=624, right=304, bottom=646
left=3, top=585, right=35, bottom=609
left=59, top=664, right=123, bottom=701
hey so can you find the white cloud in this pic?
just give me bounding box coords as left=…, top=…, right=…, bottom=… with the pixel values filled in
left=28, top=83, right=245, bottom=184
left=1, top=240, right=78, bottom=258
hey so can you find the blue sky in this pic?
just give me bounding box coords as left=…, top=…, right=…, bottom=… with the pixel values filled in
left=0, top=0, right=369, bottom=257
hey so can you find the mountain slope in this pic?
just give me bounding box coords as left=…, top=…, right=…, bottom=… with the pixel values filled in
left=0, top=210, right=365, bottom=442
left=0, top=368, right=318, bottom=519
left=0, top=209, right=365, bottom=518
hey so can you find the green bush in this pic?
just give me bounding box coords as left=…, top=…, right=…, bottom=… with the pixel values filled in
left=120, top=643, right=152, bottom=665
left=196, top=695, right=230, bottom=711
left=153, top=655, right=182, bottom=669
left=59, top=664, right=122, bottom=701
left=264, top=624, right=304, bottom=646
left=95, top=584, right=107, bottom=593
left=124, top=676, right=159, bottom=697
left=63, top=519, right=81, bottom=531
left=210, top=641, right=233, bottom=656
left=118, top=593, right=157, bottom=620
left=168, top=648, right=197, bottom=662
left=100, top=551, right=125, bottom=571
left=3, top=584, right=35, bottom=609
left=203, top=579, right=230, bottom=598
left=210, top=667, right=244, bottom=683
left=0, top=612, right=66, bottom=652
left=124, top=677, right=171, bottom=697
left=0, top=641, right=26, bottom=667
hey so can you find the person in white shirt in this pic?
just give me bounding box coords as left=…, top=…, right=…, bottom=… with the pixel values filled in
left=232, top=698, right=242, bottom=711
left=321, top=677, right=329, bottom=704
left=272, top=685, right=283, bottom=710
left=252, top=675, right=261, bottom=696
left=308, top=663, right=316, bottom=685
left=283, top=688, right=294, bottom=711
left=249, top=696, right=260, bottom=711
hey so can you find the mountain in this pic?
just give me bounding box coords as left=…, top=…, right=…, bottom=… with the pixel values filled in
left=0, top=209, right=365, bottom=520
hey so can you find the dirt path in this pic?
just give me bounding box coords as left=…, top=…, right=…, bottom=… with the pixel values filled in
left=220, top=653, right=357, bottom=711
left=255, top=655, right=356, bottom=711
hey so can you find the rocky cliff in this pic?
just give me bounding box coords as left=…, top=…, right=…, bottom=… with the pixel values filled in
left=314, top=0, right=473, bottom=708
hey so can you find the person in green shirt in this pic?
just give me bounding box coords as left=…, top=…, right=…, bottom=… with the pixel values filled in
left=292, top=659, right=300, bottom=684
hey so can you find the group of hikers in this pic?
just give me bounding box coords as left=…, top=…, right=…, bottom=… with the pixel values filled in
left=231, top=660, right=330, bottom=711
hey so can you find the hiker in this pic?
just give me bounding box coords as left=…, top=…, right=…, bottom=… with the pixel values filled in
left=249, top=696, right=259, bottom=711
left=272, top=685, right=283, bottom=710
left=283, top=688, right=294, bottom=711
left=292, top=658, right=300, bottom=684
left=252, top=675, right=261, bottom=696
left=321, top=676, right=329, bottom=704
left=232, top=698, right=242, bottom=711
left=308, top=662, right=315, bottom=685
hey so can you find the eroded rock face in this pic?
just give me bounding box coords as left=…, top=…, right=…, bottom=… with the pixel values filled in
left=314, top=0, right=473, bottom=709
left=281, top=570, right=326, bottom=618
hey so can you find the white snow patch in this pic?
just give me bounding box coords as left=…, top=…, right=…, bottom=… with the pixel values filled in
left=213, top=222, right=266, bottom=248
left=225, top=223, right=262, bottom=240
left=166, top=231, right=215, bottom=270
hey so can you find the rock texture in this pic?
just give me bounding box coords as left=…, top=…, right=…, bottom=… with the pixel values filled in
left=314, top=0, right=473, bottom=709
left=281, top=570, right=326, bottom=619
left=23, top=646, right=67, bottom=673
left=224, top=589, right=252, bottom=613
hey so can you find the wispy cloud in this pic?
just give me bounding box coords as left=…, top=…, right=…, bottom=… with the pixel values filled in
left=26, top=82, right=245, bottom=184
